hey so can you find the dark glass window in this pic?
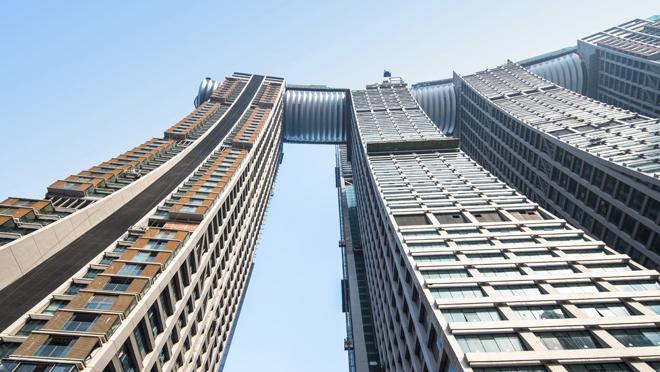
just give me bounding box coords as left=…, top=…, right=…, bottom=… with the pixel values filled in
left=104, top=277, right=132, bottom=292
left=63, top=313, right=97, bottom=332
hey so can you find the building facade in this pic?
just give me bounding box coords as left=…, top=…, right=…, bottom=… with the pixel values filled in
left=578, top=17, right=660, bottom=118
left=348, top=78, right=660, bottom=372
left=0, top=15, right=659, bottom=372
left=454, top=62, right=660, bottom=268
left=0, top=73, right=284, bottom=371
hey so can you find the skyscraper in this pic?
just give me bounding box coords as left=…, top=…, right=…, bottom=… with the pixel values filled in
left=578, top=17, right=660, bottom=118
left=0, top=73, right=285, bottom=371
left=1, top=16, right=659, bottom=372
left=454, top=62, right=660, bottom=267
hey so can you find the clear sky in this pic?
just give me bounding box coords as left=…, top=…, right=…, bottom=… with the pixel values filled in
left=0, top=1, right=658, bottom=371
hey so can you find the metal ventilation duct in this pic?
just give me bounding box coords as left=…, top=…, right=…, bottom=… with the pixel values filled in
left=410, top=80, right=456, bottom=135
left=194, top=77, right=219, bottom=108
left=283, top=88, right=347, bottom=144
left=526, top=52, right=585, bottom=94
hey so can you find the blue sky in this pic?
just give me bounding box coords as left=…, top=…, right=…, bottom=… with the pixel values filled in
left=0, top=1, right=658, bottom=371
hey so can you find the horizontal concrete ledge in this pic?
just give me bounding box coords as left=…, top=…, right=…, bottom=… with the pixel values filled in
left=466, top=346, right=660, bottom=365
left=366, top=137, right=459, bottom=155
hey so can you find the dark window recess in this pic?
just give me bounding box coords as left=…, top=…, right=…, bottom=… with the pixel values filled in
left=434, top=213, right=468, bottom=224
left=394, top=214, right=430, bottom=226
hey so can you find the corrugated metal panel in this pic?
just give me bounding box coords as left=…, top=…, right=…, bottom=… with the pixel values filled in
left=527, top=52, right=585, bottom=94
left=410, top=52, right=585, bottom=136
left=283, top=89, right=347, bottom=143
left=194, top=77, right=219, bottom=108
left=410, top=81, right=456, bottom=135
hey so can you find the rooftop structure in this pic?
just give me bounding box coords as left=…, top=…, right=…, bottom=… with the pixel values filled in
left=455, top=62, right=660, bottom=268
left=349, top=78, right=660, bottom=372
left=578, top=17, right=660, bottom=118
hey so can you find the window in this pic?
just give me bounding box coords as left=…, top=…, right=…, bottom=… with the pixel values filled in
left=118, top=263, right=144, bottom=276
left=179, top=206, right=198, bottom=213
left=86, top=295, right=116, bottom=310
left=148, top=305, right=163, bottom=335
left=133, top=251, right=157, bottom=263
left=154, top=231, right=175, bottom=240
left=431, top=286, right=484, bottom=299
left=104, top=277, right=132, bottom=292
left=494, top=284, right=541, bottom=296
left=402, top=230, right=439, bottom=239
left=456, top=334, right=526, bottom=353
left=513, top=305, right=567, bottom=320
left=565, top=363, right=631, bottom=372
left=159, top=346, right=170, bottom=364
left=537, top=331, right=601, bottom=350
left=465, top=252, right=506, bottom=261
left=514, top=250, right=553, bottom=258
left=407, top=242, right=449, bottom=251
left=553, top=282, right=600, bottom=294
left=99, top=256, right=114, bottom=266
left=644, top=302, right=660, bottom=314
left=421, top=269, right=469, bottom=279
left=63, top=313, right=97, bottom=332
left=42, top=299, right=69, bottom=315
left=118, top=341, right=138, bottom=372
left=474, top=368, right=545, bottom=372
left=35, top=336, right=76, bottom=358
left=65, top=282, right=86, bottom=295
left=584, top=263, right=633, bottom=272
left=442, top=308, right=501, bottom=322
left=563, top=248, right=608, bottom=256
left=578, top=303, right=631, bottom=318
left=610, top=329, right=660, bottom=347
left=145, top=240, right=167, bottom=250
left=17, top=319, right=46, bottom=336
left=83, top=268, right=104, bottom=280
left=414, top=254, right=456, bottom=264
left=532, top=265, right=575, bottom=275
left=133, top=322, right=151, bottom=358
left=160, top=289, right=174, bottom=316
left=612, top=280, right=660, bottom=292
left=479, top=267, right=522, bottom=277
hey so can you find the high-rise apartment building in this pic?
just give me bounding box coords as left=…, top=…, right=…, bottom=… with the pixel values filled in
left=1, top=15, right=659, bottom=372
left=0, top=73, right=284, bottom=371
left=455, top=62, right=660, bottom=268
left=578, top=17, right=660, bottom=118
left=347, top=79, right=660, bottom=372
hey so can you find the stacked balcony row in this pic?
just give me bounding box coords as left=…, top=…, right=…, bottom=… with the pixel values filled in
left=208, top=76, right=248, bottom=104
left=0, top=145, right=249, bottom=369
left=0, top=74, right=285, bottom=371
left=165, top=75, right=250, bottom=141
left=48, top=138, right=177, bottom=199
left=0, top=75, right=247, bottom=252
left=0, top=198, right=70, bottom=247
left=2, top=224, right=192, bottom=371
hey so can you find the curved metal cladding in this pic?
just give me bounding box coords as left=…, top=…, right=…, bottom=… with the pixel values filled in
left=410, top=80, right=457, bottom=135
left=526, top=52, right=585, bottom=94
left=283, top=88, right=347, bottom=143
left=194, top=77, right=219, bottom=107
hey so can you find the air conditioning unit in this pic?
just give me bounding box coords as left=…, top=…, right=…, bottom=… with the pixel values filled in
left=344, top=338, right=354, bottom=350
